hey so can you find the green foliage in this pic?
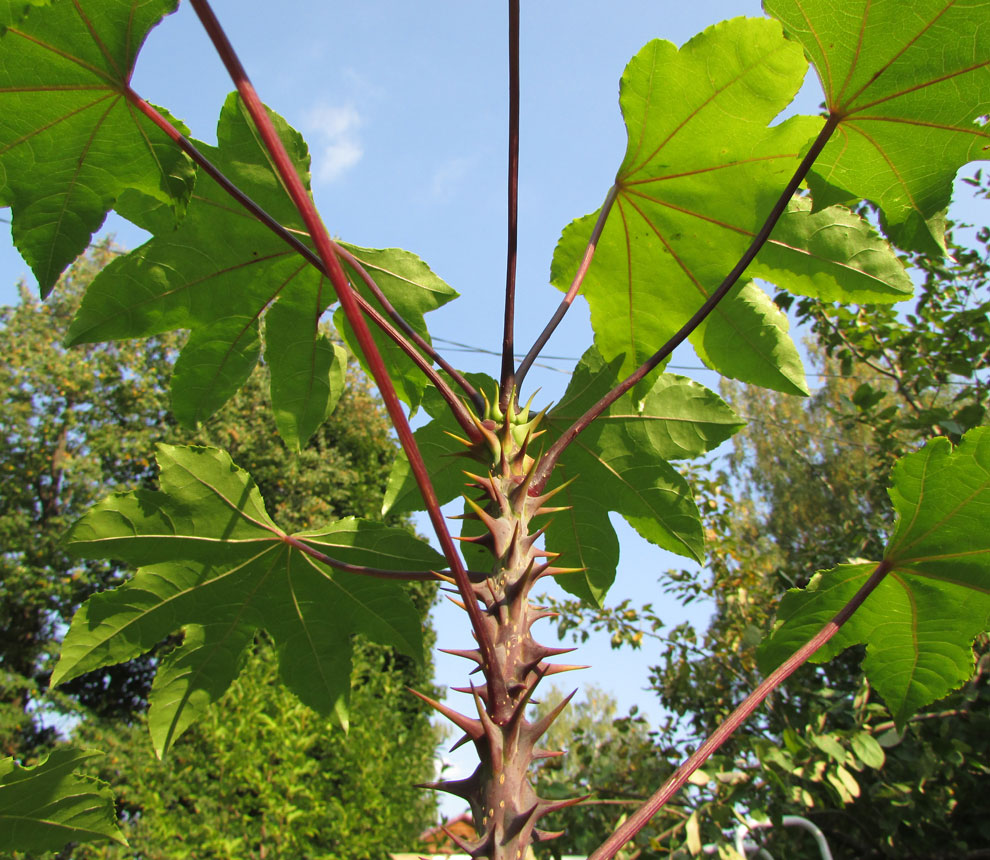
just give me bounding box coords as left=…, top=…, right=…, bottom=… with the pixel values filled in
left=66, top=94, right=456, bottom=437
left=532, top=687, right=677, bottom=858
left=1, top=0, right=989, bottom=855
left=54, top=443, right=438, bottom=756
left=767, top=0, right=990, bottom=254
left=542, top=348, right=741, bottom=603
left=760, top=428, right=990, bottom=724
left=71, top=637, right=439, bottom=860
left=0, top=748, right=125, bottom=853
left=1, top=249, right=442, bottom=855
left=0, top=0, right=193, bottom=294
left=551, top=17, right=912, bottom=394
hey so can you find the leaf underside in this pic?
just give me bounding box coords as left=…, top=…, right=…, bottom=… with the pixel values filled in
left=0, top=0, right=194, bottom=294
left=53, top=444, right=442, bottom=757
left=0, top=748, right=125, bottom=852
left=760, top=427, right=990, bottom=725
left=551, top=16, right=915, bottom=398
left=65, top=93, right=456, bottom=445
left=766, top=0, right=990, bottom=254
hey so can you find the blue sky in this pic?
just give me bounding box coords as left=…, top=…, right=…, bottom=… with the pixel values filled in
left=2, top=0, right=988, bottom=819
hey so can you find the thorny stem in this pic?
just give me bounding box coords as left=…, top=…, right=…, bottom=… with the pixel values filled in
left=532, top=113, right=842, bottom=490
left=123, top=87, right=483, bottom=433
left=515, top=184, right=619, bottom=392
left=188, top=0, right=500, bottom=678
left=499, top=0, right=521, bottom=411
left=588, top=558, right=893, bottom=860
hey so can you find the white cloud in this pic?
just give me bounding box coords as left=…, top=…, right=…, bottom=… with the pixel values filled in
left=304, top=104, right=364, bottom=183
left=430, top=155, right=477, bottom=202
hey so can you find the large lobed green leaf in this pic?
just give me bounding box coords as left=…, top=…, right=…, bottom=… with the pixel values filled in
left=53, top=444, right=443, bottom=757
left=551, top=17, right=913, bottom=397
left=542, top=348, right=741, bottom=604
left=0, top=748, right=125, bottom=852
left=66, top=93, right=456, bottom=447
left=760, top=427, right=990, bottom=725
left=766, top=0, right=990, bottom=254
left=0, top=0, right=194, bottom=294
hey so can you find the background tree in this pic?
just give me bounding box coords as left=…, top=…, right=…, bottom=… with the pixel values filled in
left=0, top=247, right=441, bottom=858
left=550, top=200, right=990, bottom=859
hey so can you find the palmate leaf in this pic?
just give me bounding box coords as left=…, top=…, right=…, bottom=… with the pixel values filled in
left=551, top=17, right=913, bottom=395
left=766, top=0, right=990, bottom=254
left=52, top=444, right=442, bottom=757
left=66, top=93, right=456, bottom=447
left=759, top=427, right=990, bottom=725
left=0, top=0, right=195, bottom=294
left=542, top=348, right=740, bottom=604
left=0, top=749, right=125, bottom=852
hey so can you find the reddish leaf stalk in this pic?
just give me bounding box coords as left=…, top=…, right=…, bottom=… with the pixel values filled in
left=515, top=183, right=619, bottom=391
left=588, top=558, right=893, bottom=860
left=334, top=243, right=484, bottom=412
left=532, top=113, right=841, bottom=490
left=123, top=86, right=483, bottom=431
left=188, top=0, right=499, bottom=674
left=499, top=0, right=521, bottom=411
left=280, top=534, right=442, bottom=581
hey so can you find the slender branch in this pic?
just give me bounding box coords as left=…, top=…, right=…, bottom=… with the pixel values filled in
left=124, top=86, right=482, bottom=440
left=869, top=707, right=971, bottom=735
left=515, top=184, right=619, bottom=392
left=532, top=114, right=841, bottom=491
left=499, top=0, right=521, bottom=410
left=188, top=0, right=501, bottom=676
left=588, top=558, right=892, bottom=860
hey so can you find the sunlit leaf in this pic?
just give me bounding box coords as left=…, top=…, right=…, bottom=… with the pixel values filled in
left=65, top=93, right=454, bottom=441
left=552, top=17, right=913, bottom=396
left=766, top=0, right=990, bottom=253
left=760, top=427, right=990, bottom=725
left=0, top=0, right=194, bottom=294
left=52, top=444, right=441, bottom=757
left=0, top=748, right=125, bottom=852
left=542, top=348, right=719, bottom=603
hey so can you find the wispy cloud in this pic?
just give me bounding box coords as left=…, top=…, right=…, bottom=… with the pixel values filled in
left=430, top=155, right=478, bottom=202
left=304, top=104, right=364, bottom=183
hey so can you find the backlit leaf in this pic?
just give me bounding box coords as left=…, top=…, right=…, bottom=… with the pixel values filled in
left=542, top=349, right=722, bottom=603
left=0, top=0, right=194, bottom=294
left=0, top=748, right=125, bottom=852
left=766, top=0, right=990, bottom=253
left=65, top=93, right=454, bottom=438
left=52, top=444, right=441, bottom=757
left=760, top=427, right=990, bottom=725
left=552, top=17, right=912, bottom=396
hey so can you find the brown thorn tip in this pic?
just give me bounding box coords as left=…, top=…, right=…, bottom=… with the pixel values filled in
left=541, top=794, right=591, bottom=815
left=448, top=731, right=474, bottom=753
left=541, top=663, right=591, bottom=676
left=531, top=688, right=578, bottom=739
left=444, top=594, right=468, bottom=610
left=441, top=825, right=478, bottom=854
left=439, top=647, right=483, bottom=664
left=407, top=688, right=484, bottom=739
left=533, top=749, right=566, bottom=760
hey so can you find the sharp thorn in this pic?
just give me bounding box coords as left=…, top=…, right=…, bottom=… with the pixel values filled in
left=407, top=688, right=484, bottom=739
